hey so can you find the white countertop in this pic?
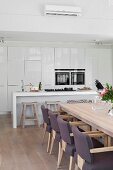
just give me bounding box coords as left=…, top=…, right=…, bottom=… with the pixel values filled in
left=13, top=90, right=98, bottom=97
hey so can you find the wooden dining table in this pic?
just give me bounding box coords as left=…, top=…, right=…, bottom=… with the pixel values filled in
left=60, top=102, right=113, bottom=140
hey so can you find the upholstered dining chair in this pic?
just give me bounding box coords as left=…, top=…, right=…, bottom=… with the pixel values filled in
left=41, top=105, right=52, bottom=152
left=57, top=117, right=87, bottom=170
left=48, top=110, right=61, bottom=155
left=72, top=126, right=113, bottom=170
left=48, top=110, right=76, bottom=159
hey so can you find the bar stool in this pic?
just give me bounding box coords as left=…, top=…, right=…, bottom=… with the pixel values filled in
left=20, top=102, right=39, bottom=128
left=45, top=101, right=60, bottom=111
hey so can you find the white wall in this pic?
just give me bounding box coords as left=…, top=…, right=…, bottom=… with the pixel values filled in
left=0, top=0, right=113, bottom=19
left=0, top=0, right=113, bottom=40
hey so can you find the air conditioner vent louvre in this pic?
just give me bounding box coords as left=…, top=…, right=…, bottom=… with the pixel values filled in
left=45, top=5, right=82, bottom=16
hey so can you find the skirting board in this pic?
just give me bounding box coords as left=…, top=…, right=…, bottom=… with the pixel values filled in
left=0, top=111, right=11, bottom=115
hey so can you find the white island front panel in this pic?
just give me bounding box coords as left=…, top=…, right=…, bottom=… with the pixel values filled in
left=13, top=91, right=98, bottom=128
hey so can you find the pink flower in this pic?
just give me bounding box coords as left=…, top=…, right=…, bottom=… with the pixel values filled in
left=100, top=88, right=108, bottom=97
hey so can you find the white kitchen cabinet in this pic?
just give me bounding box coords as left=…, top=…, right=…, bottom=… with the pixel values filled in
left=24, top=47, right=42, bottom=86
left=24, top=60, right=41, bottom=85
left=8, top=47, right=25, bottom=61
left=97, top=49, right=112, bottom=85
left=41, top=47, right=54, bottom=89
left=70, top=48, right=85, bottom=69
left=0, top=47, right=7, bottom=111
left=85, top=48, right=112, bottom=89
left=55, top=48, right=70, bottom=69
left=8, top=61, right=24, bottom=85
left=7, top=86, right=20, bottom=111
left=8, top=47, right=25, bottom=85
left=55, top=48, right=85, bottom=69
left=0, top=86, right=7, bottom=111
left=85, top=49, right=98, bottom=89
left=25, top=47, right=41, bottom=60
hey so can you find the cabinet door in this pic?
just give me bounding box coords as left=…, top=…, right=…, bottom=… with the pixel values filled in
left=8, top=47, right=25, bottom=85
left=8, top=61, right=24, bottom=85
left=85, top=49, right=98, bottom=89
left=41, top=47, right=54, bottom=89
left=55, top=48, right=70, bottom=69
left=70, top=48, right=85, bottom=69
left=8, top=47, right=25, bottom=61
left=85, top=48, right=112, bottom=89
left=25, top=47, right=41, bottom=60
left=97, top=49, right=112, bottom=85
left=24, top=60, right=41, bottom=85
left=7, top=86, right=20, bottom=111
left=0, top=47, right=7, bottom=111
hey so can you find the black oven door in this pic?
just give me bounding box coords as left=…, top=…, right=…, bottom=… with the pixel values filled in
left=55, top=72, right=70, bottom=85
left=71, top=72, right=85, bottom=85
left=77, top=72, right=85, bottom=85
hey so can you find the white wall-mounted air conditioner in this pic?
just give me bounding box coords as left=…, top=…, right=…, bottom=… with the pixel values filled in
left=45, top=5, right=82, bottom=16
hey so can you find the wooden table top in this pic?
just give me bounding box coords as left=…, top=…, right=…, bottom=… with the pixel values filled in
left=60, top=103, right=113, bottom=137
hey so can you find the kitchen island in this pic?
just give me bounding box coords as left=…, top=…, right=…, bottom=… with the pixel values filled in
left=13, top=90, right=98, bottom=128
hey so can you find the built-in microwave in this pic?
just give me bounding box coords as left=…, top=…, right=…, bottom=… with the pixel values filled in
left=55, top=69, right=85, bottom=85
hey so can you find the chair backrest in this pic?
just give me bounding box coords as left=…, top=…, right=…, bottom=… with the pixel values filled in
left=72, top=126, right=93, bottom=163
left=41, top=105, right=50, bottom=125
left=57, top=117, right=73, bottom=145
left=48, top=110, right=60, bottom=132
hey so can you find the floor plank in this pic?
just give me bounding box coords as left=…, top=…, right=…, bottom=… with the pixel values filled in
left=0, top=115, right=77, bottom=170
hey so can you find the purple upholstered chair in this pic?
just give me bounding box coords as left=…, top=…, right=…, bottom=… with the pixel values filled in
left=48, top=110, right=61, bottom=155
left=72, top=126, right=113, bottom=170
left=57, top=117, right=76, bottom=170
left=41, top=105, right=52, bottom=152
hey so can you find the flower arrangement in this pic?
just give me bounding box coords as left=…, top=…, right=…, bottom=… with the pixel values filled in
left=100, top=83, right=113, bottom=102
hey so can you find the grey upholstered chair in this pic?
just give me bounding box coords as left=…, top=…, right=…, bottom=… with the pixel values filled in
left=57, top=117, right=76, bottom=170
left=72, top=126, right=113, bottom=170
left=41, top=105, right=52, bottom=152
left=48, top=110, right=61, bottom=155
left=48, top=110, right=76, bottom=167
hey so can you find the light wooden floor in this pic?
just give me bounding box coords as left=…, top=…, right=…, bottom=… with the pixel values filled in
left=0, top=115, right=76, bottom=170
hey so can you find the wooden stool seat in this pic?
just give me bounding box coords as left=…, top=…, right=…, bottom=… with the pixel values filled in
left=20, top=102, right=39, bottom=128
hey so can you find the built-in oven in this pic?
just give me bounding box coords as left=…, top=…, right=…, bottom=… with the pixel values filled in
left=55, top=69, right=85, bottom=86
left=55, top=70, right=70, bottom=85
left=71, top=69, right=85, bottom=85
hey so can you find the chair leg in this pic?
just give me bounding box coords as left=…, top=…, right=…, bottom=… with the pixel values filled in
left=75, top=163, right=79, bottom=170
left=57, top=147, right=64, bottom=168
left=42, top=129, right=46, bottom=145
left=49, top=136, right=55, bottom=154
left=42, top=123, right=47, bottom=145
left=20, top=105, right=24, bottom=127
left=69, top=156, right=73, bottom=170
left=57, top=142, right=61, bottom=168
left=22, top=104, right=26, bottom=128
left=33, top=103, right=39, bottom=127
left=47, top=132, right=51, bottom=153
